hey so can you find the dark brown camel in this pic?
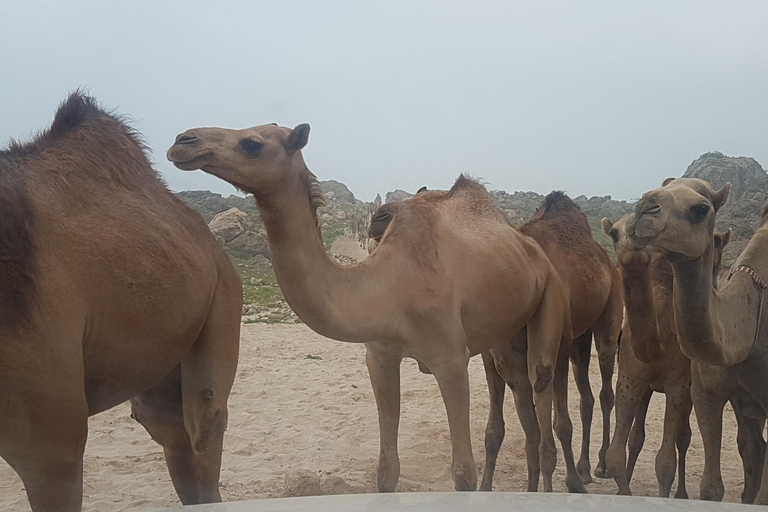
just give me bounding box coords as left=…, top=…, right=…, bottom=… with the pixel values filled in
left=481, top=192, right=622, bottom=491
left=0, top=93, right=242, bottom=512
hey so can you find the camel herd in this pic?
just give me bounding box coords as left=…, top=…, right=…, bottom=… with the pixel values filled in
left=2, top=93, right=768, bottom=512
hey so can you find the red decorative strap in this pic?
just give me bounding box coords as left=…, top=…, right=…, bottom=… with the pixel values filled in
left=729, top=265, right=768, bottom=289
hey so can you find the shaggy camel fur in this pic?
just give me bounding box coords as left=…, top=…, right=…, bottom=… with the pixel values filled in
left=601, top=218, right=727, bottom=497
left=0, top=93, right=242, bottom=512
left=629, top=177, right=768, bottom=504
left=480, top=192, right=622, bottom=491
left=167, top=123, right=578, bottom=493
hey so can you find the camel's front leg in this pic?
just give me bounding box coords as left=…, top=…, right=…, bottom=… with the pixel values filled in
left=655, top=381, right=692, bottom=498
left=0, top=340, right=89, bottom=512
left=627, top=388, right=653, bottom=483
left=365, top=344, right=402, bottom=492
left=431, top=351, right=477, bottom=491
left=480, top=351, right=506, bottom=491
left=605, top=370, right=649, bottom=495
left=692, top=369, right=727, bottom=502
left=733, top=400, right=766, bottom=504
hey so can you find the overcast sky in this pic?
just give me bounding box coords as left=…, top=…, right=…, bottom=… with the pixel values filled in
left=2, top=1, right=767, bottom=202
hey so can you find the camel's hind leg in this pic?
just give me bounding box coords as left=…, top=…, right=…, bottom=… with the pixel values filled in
left=553, top=335, right=587, bottom=493
left=0, top=342, right=88, bottom=512
left=484, top=335, right=541, bottom=492
left=480, top=351, right=507, bottom=491
left=131, top=366, right=225, bottom=504
left=570, top=330, right=595, bottom=484
left=526, top=279, right=570, bottom=493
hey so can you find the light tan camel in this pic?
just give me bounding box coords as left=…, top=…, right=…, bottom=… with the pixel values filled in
left=628, top=177, right=768, bottom=504
left=600, top=216, right=718, bottom=497
left=167, top=122, right=578, bottom=493
left=0, top=93, right=242, bottom=512
left=480, top=192, right=622, bottom=491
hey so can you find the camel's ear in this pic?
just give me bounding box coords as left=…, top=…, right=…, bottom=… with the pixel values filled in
left=417, top=186, right=427, bottom=194
left=722, top=228, right=732, bottom=248
left=601, top=218, right=613, bottom=236
left=662, top=177, right=675, bottom=187
left=286, top=124, right=310, bottom=154
left=713, top=183, right=730, bottom=211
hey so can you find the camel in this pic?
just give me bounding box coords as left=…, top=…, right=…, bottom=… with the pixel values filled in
left=599, top=219, right=734, bottom=497
left=167, top=122, right=583, bottom=493
left=628, top=177, right=768, bottom=504
left=0, top=93, right=242, bottom=512
left=480, top=192, right=622, bottom=492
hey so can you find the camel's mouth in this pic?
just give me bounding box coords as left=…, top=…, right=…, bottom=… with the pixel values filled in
left=166, top=149, right=213, bottom=171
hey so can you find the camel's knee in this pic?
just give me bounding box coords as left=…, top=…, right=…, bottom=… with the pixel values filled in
left=187, top=389, right=228, bottom=453
left=484, top=417, right=505, bottom=455
left=580, top=388, right=595, bottom=413
left=554, top=414, right=574, bottom=444
left=539, top=438, right=558, bottom=475
left=599, top=387, right=615, bottom=411
left=533, top=363, right=553, bottom=393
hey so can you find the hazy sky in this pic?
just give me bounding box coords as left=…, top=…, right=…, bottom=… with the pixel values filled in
left=2, top=1, right=767, bottom=202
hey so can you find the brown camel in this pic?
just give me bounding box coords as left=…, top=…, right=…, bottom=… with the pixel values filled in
left=599, top=219, right=735, bottom=497
left=480, top=192, right=622, bottom=491
left=0, top=93, right=242, bottom=512
left=628, top=177, right=768, bottom=504
left=167, top=123, right=582, bottom=493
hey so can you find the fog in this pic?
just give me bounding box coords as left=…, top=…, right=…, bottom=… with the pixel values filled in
left=2, top=1, right=767, bottom=201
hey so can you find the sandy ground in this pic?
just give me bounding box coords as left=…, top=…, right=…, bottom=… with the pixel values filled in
left=0, top=237, right=749, bottom=510
left=0, top=323, right=748, bottom=511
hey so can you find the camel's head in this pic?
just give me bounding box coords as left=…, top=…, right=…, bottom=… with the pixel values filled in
left=628, top=178, right=730, bottom=262
left=602, top=215, right=652, bottom=269
left=167, top=123, right=310, bottom=194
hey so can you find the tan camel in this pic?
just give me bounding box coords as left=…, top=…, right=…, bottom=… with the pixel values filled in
left=0, top=93, right=242, bottom=512
left=628, top=177, right=768, bottom=504
left=167, top=122, right=581, bottom=493
left=599, top=217, right=724, bottom=497
left=480, top=192, right=622, bottom=491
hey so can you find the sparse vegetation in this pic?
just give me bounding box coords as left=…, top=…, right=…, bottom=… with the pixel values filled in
left=305, top=354, right=323, bottom=360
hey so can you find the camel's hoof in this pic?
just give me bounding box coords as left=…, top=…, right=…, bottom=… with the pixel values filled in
left=578, top=470, right=593, bottom=485
left=674, top=489, right=689, bottom=500
left=594, top=464, right=608, bottom=479
left=566, top=475, right=588, bottom=494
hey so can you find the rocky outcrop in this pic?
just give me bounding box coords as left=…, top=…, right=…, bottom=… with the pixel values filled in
left=321, top=180, right=355, bottom=203
left=684, top=152, right=768, bottom=264
left=385, top=190, right=414, bottom=203
left=208, top=207, right=270, bottom=260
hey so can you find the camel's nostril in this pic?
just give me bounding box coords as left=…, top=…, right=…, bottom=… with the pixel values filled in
left=175, top=134, right=198, bottom=145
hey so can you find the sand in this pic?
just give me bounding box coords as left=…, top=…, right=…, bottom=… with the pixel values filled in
left=0, top=237, right=749, bottom=510
left=0, top=322, right=749, bottom=511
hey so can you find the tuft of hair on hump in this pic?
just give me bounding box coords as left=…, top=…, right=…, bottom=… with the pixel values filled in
left=447, top=173, right=486, bottom=197
left=3, top=89, right=151, bottom=163
left=532, top=191, right=580, bottom=218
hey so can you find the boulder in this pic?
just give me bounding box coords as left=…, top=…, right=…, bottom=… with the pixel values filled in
left=208, top=208, right=252, bottom=243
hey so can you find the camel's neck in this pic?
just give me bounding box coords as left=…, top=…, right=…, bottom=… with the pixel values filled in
left=671, top=242, right=752, bottom=366
left=620, top=259, right=672, bottom=363
left=253, top=163, right=392, bottom=343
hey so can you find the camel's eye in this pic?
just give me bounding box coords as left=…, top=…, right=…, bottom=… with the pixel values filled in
left=374, top=212, right=389, bottom=221
left=690, top=203, right=710, bottom=223
left=240, top=139, right=264, bottom=157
